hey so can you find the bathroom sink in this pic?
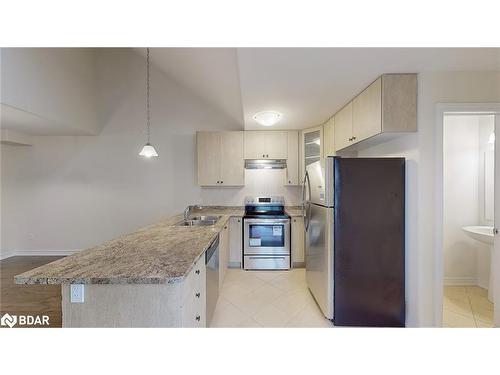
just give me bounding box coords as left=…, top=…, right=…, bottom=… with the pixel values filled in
left=462, top=226, right=494, bottom=245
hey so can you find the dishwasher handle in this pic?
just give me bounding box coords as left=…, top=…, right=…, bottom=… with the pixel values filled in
left=205, top=234, right=220, bottom=264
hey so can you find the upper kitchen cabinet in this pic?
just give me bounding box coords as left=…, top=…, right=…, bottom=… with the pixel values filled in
left=244, top=131, right=287, bottom=159
left=352, top=77, right=382, bottom=143
left=300, top=125, right=323, bottom=180
left=334, top=102, right=353, bottom=151
left=323, top=116, right=335, bottom=158
left=334, top=74, right=417, bottom=152
left=285, top=130, right=299, bottom=185
left=197, top=131, right=244, bottom=186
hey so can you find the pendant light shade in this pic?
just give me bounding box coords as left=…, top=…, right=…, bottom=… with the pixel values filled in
left=139, top=143, right=159, bottom=158
left=139, top=48, right=159, bottom=158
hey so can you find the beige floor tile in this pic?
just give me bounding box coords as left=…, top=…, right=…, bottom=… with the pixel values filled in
left=443, top=296, right=473, bottom=318
left=219, top=282, right=250, bottom=305
left=443, top=286, right=468, bottom=302
left=238, top=317, right=263, bottom=328
left=248, top=270, right=288, bottom=282
left=272, top=289, right=313, bottom=316
left=471, top=305, right=494, bottom=323
left=210, top=298, right=250, bottom=328
left=228, top=284, right=285, bottom=316
left=469, top=294, right=494, bottom=312
left=252, top=304, right=291, bottom=327
left=286, top=305, right=334, bottom=328
left=466, top=286, right=488, bottom=298
left=215, top=268, right=331, bottom=328
left=269, top=273, right=307, bottom=293
left=220, top=275, right=267, bottom=298
left=475, top=318, right=494, bottom=328
left=442, top=308, right=476, bottom=328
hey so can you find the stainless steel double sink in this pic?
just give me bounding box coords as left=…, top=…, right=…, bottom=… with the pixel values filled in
left=175, top=215, right=221, bottom=227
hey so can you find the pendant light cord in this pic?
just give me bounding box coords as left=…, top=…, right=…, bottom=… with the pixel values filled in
left=146, top=47, right=151, bottom=144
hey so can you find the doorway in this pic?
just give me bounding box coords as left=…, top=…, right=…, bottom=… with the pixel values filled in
left=435, top=104, right=500, bottom=327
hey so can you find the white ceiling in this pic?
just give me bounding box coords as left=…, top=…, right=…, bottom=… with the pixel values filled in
left=138, top=48, right=244, bottom=126
left=145, top=48, right=500, bottom=130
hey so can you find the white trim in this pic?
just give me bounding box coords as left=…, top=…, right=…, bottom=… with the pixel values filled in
left=0, top=249, right=81, bottom=259
left=434, top=103, right=500, bottom=328
left=0, top=249, right=17, bottom=260
left=443, top=277, right=478, bottom=286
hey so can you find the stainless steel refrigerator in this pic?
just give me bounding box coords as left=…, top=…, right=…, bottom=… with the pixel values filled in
left=302, top=156, right=405, bottom=327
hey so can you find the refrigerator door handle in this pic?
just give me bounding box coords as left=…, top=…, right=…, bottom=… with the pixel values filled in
left=301, top=171, right=307, bottom=227
left=304, top=171, right=312, bottom=231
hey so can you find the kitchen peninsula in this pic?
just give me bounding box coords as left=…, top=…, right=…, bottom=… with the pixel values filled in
left=14, top=206, right=302, bottom=327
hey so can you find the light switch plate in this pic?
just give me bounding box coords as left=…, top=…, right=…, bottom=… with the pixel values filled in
left=70, top=284, right=85, bottom=303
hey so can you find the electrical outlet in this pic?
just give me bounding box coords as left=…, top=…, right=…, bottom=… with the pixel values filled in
left=70, top=284, right=85, bottom=303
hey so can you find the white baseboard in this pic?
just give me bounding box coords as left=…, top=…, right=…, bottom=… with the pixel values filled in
left=0, top=249, right=81, bottom=259
left=0, top=249, right=17, bottom=260
left=444, top=277, right=478, bottom=286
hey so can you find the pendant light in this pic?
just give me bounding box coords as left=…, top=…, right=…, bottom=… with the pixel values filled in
left=139, top=48, right=159, bottom=158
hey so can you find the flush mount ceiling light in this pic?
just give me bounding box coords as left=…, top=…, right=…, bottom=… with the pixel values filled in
left=488, top=132, right=495, bottom=144
left=253, top=111, right=283, bottom=127
left=139, top=48, right=159, bottom=158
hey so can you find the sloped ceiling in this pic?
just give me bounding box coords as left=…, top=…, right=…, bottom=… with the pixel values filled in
left=145, top=47, right=500, bottom=130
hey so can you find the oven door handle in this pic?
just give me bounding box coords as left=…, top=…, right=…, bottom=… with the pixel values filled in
left=246, top=256, right=287, bottom=260
left=244, top=218, right=290, bottom=224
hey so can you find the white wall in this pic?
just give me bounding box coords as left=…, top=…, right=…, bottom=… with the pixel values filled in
left=358, top=71, right=500, bottom=326
left=443, top=115, right=480, bottom=285
left=1, top=48, right=99, bottom=135
left=200, top=169, right=300, bottom=206
left=0, top=49, right=299, bottom=258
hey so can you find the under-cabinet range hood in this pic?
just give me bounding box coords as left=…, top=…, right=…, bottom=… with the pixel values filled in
left=244, top=159, right=287, bottom=169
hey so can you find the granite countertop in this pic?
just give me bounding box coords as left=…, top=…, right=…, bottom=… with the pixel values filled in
left=14, top=205, right=303, bottom=285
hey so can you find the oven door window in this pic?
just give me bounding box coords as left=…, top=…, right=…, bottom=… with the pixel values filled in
left=249, top=224, right=285, bottom=248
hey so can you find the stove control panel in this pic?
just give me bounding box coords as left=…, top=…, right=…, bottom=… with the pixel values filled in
left=244, top=196, right=285, bottom=205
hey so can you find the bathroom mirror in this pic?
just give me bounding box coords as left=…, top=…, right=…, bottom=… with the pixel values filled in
left=484, top=150, right=494, bottom=221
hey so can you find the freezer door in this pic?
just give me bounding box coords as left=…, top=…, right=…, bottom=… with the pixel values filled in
left=333, top=157, right=405, bottom=327
left=305, top=158, right=334, bottom=207
left=305, top=203, right=334, bottom=319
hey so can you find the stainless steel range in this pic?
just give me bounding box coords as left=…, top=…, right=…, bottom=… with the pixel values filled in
left=243, top=196, right=291, bottom=270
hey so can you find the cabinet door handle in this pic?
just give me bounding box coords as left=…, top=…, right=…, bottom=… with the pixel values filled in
left=195, top=315, right=201, bottom=321
left=266, top=154, right=269, bottom=158
left=195, top=269, right=200, bottom=275
left=352, top=136, right=356, bottom=140
left=195, top=292, right=200, bottom=298
left=221, top=181, right=223, bottom=184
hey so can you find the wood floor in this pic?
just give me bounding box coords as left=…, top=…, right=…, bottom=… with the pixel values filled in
left=0, top=256, right=63, bottom=328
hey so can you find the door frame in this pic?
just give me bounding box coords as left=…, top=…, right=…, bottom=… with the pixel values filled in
left=434, top=103, right=500, bottom=327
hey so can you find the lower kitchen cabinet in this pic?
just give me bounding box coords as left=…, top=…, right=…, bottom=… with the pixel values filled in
left=181, top=256, right=207, bottom=327
left=228, top=217, right=242, bottom=268
left=219, top=223, right=230, bottom=288
left=291, top=216, right=305, bottom=267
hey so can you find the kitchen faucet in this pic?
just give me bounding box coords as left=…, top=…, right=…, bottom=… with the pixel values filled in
left=184, top=205, right=203, bottom=220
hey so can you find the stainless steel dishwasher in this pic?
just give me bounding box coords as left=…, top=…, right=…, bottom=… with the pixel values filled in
left=205, top=235, right=219, bottom=326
